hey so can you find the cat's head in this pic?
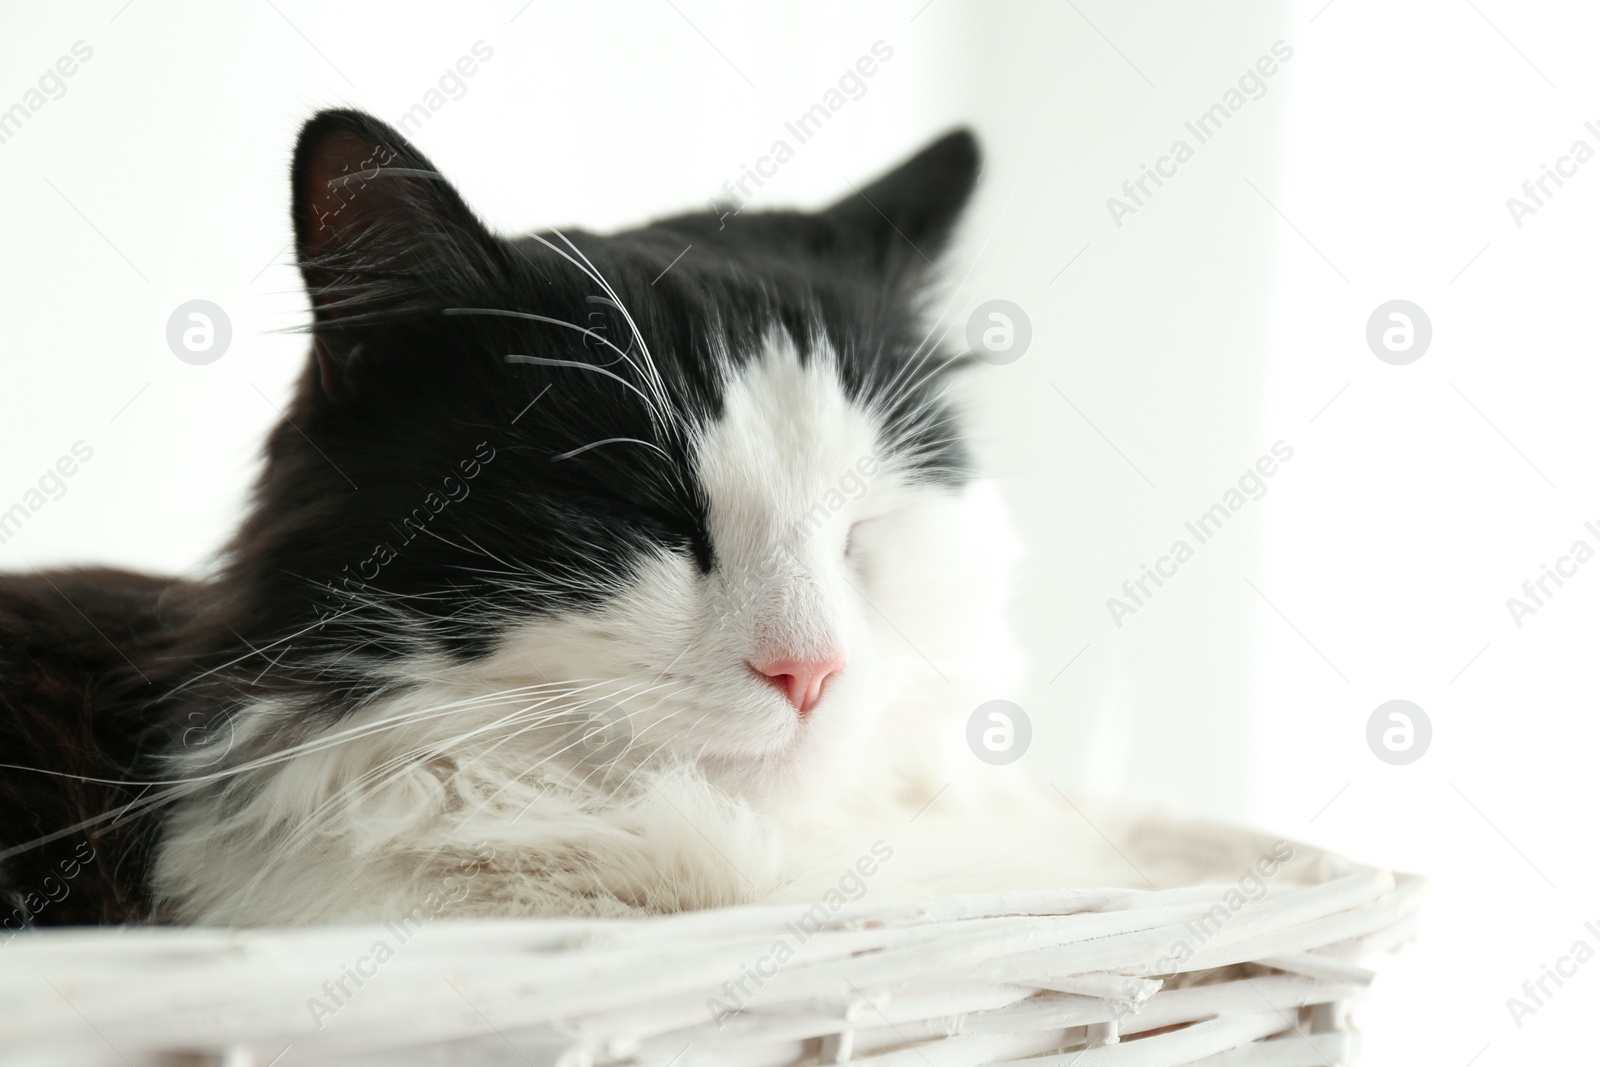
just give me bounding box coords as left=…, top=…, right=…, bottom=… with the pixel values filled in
left=218, top=109, right=1012, bottom=804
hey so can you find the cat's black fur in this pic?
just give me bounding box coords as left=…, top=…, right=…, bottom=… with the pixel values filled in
left=0, top=570, right=190, bottom=926
left=0, top=110, right=980, bottom=927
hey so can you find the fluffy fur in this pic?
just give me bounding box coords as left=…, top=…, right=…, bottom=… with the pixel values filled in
left=2, top=111, right=1150, bottom=928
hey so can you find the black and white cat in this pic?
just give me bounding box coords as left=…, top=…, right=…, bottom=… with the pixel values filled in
left=1, top=111, right=1155, bottom=928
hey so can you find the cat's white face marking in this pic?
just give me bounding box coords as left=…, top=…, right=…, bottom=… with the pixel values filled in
left=463, top=330, right=1000, bottom=803
left=691, top=333, right=891, bottom=777
left=464, top=334, right=896, bottom=796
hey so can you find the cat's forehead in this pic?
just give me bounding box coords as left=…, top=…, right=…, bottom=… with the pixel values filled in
left=694, top=332, right=883, bottom=543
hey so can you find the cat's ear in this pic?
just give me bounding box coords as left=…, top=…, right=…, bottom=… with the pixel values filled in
left=824, top=128, right=980, bottom=270
left=292, top=109, right=498, bottom=397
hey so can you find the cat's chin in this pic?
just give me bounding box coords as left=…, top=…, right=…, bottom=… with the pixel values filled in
left=693, top=728, right=846, bottom=805
left=697, top=743, right=804, bottom=795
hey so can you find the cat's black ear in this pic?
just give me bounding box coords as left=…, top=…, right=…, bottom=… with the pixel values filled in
left=292, top=109, right=498, bottom=397
left=824, top=129, right=980, bottom=269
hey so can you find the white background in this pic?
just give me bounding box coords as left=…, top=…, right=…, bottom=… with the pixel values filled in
left=4, top=1, right=1598, bottom=1062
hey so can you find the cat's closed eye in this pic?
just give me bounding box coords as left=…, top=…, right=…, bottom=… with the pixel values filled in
left=844, top=518, right=878, bottom=559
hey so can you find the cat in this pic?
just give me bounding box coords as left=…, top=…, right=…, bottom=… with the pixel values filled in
left=2, top=109, right=1176, bottom=929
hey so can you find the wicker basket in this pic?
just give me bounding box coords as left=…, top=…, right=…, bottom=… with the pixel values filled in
left=1, top=834, right=1422, bottom=1067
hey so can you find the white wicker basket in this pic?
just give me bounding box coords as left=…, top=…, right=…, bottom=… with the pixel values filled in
left=0, top=837, right=1422, bottom=1067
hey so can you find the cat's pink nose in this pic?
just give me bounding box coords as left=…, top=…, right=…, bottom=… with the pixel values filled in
left=752, top=654, right=846, bottom=715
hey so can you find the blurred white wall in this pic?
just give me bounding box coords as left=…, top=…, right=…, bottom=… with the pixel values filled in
left=1249, top=5, right=1600, bottom=1063
left=950, top=3, right=1291, bottom=825
left=4, top=3, right=1598, bottom=1061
